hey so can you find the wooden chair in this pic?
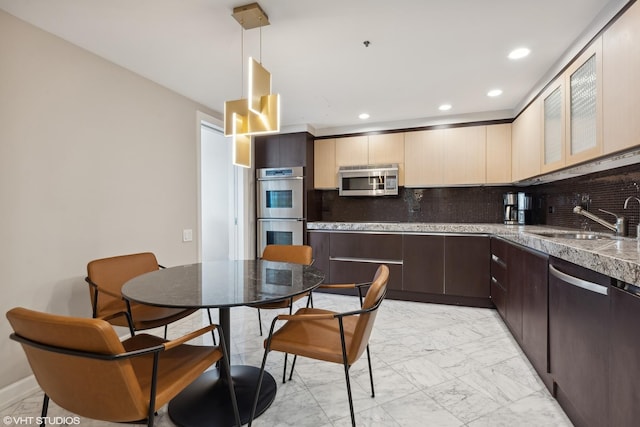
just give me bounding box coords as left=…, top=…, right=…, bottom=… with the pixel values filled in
left=249, top=264, right=389, bottom=427
left=6, top=307, right=240, bottom=427
left=251, top=244, right=314, bottom=335
left=86, top=252, right=203, bottom=338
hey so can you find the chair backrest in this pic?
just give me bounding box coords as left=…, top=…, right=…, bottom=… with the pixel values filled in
left=6, top=307, right=150, bottom=422
left=86, top=252, right=160, bottom=316
left=347, top=265, right=389, bottom=364
left=261, top=244, right=313, bottom=265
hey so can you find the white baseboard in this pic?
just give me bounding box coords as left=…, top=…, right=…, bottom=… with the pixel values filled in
left=0, top=375, right=39, bottom=412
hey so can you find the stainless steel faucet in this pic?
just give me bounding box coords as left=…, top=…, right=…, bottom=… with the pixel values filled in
left=573, top=206, right=627, bottom=236
left=623, top=196, right=640, bottom=238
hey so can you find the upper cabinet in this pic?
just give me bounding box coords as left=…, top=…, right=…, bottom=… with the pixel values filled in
left=255, top=132, right=313, bottom=169
left=314, top=138, right=337, bottom=189
left=404, top=129, right=446, bottom=186
left=539, top=37, right=603, bottom=173
left=314, top=133, right=405, bottom=189
left=512, top=97, right=542, bottom=181
left=603, top=0, right=640, bottom=155
left=443, top=126, right=486, bottom=185
left=486, top=123, right=512, bottom=184
left=565, top=37, right=603, bottom=166
left=405, top=126, right=487, bottom=187
left=541, top=77, right=565, bottom=173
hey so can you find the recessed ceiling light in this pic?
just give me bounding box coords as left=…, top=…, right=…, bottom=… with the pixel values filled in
left=508, top=47, right=531, bottom=60
left=487, top=89, right=503, bottom=97
left=439, top=104, right=452, bottom=111
left=358, top=113, right=370, bottom=120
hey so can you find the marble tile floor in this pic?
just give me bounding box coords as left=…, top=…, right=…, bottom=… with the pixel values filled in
left=2, top=293, right=573, bottom=426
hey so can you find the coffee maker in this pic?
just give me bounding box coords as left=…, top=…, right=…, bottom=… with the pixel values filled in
left=517, top=192, right=532, bottom=225
left=503, top=192, right=518, bottom=224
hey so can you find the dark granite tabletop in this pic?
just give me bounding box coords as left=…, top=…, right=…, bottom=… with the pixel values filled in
left=122, top=259, right=326, bottom=309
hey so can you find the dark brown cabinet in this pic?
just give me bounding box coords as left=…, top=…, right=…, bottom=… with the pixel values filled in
left=490, top=237, right=508, bottom=319
left=549, top=257, right=610, bottom=427
left=608, top=284, right=640, bottom=427
left=444, top=235, right=490, bottom=298
left=519, top=247, right=548, bottom=382
left=308, top=231, right=490, bottom=303
left=403, top=234, right=444, bottom=294
left=491, top=237, right=550, bottom=390
left=329, top=232, right=403, bottom=292
left=254, top=132, right=314, bottom=168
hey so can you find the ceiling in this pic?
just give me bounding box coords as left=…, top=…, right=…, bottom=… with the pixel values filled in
left=0, top=0, right=630, bottom=136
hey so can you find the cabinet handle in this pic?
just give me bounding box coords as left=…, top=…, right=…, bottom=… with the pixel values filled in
left=491, top=254, right=506, bottom=268
left=549, top=265, right=608, bottom=296
left=329, top=256, right=403, bottom=265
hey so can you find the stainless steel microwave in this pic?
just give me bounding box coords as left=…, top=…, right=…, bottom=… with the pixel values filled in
left=338, top=164, right=399, bottom=196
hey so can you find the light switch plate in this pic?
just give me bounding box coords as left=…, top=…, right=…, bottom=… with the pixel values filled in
left=182, top=229, right=193, bottom=242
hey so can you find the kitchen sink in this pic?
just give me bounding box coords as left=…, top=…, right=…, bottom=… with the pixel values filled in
left=529, top=231, right=618, bottom=240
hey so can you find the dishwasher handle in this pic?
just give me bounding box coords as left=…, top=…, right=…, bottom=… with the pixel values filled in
left=549, top=264, right=608, bottom=296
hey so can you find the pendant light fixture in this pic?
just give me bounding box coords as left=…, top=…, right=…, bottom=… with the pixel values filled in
left=224, top=2, right=280, bottom=168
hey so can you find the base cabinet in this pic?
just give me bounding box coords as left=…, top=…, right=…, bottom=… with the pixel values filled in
left=444, top=236, right=490, bottom=298
left=609, top=284, right=640, bottom=427
left=491, top=238, right=550, bottom=389
left=329, top=232, right=403, bottom=292
left=403, top=234, right=444, bottom=294
left=549, top=257, right=610, bottom=427
left=309, top=231, right=490, bottom=304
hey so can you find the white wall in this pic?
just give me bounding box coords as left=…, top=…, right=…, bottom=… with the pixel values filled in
left=0, top=10, right=218, bottom=404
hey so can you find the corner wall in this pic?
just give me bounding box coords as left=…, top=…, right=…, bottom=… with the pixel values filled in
left=0, top=10, right=215, bottom=402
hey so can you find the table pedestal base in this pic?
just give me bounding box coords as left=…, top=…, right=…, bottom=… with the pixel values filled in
left=168, top=365, right=276, bottom=427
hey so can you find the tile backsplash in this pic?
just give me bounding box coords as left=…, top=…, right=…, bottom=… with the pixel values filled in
left=317, top=162, right=640, bottom=237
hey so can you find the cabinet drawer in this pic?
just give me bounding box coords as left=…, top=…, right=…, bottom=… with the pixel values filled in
left=330, top=232, right=402, bottom=260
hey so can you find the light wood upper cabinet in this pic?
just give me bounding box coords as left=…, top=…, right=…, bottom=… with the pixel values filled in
left=368, top=133, right=405, bottom=185
left=565, top=36, right=603, bottom=166
left=486, top=123, right=512, bottom=184
left=314, top=138, right=337, bottom=189
left=603, top=0, right=640, bottom=155
left=404, top=129, right=445, bottom=186
left=443, top=126, right=486, bottom=185
left=512, top=97, right=542, bottom=181
left=335, top=136, right=368, bottom=167
left=541, top=77, right=566, bottom=173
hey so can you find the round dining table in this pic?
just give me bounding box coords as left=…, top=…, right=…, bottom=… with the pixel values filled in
left=122, top=259, right=325, bottom=427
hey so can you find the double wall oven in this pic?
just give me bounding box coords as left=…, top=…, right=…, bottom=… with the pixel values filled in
left=257, top=167, right=305, bottom=256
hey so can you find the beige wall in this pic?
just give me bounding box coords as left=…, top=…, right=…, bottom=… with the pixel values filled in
left=0, top=10, right=217, bottom=400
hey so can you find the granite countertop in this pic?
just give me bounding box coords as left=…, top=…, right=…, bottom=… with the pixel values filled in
left=307, top=222, right=640, bottom=286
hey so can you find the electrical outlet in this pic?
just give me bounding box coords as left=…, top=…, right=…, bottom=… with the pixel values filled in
left=182, top=229, right=193, bottom=242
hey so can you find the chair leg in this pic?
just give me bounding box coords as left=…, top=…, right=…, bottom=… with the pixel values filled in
left=339, top=319, right=357, bottom=427
left=282, top=354, right=288, bottom=383
left=40, top=394, right=49, bottom=427
left=288, top=355, right=298, bottom=381
left=307, top=292, right=314, bottom=308
left=206, top=309, right=217, bottom=345
left=250, top=318, right=279, bottom=427
left=257, top=308, right=263, bottom=336
left=218, top=329, right=241, bottom=427
left=163, top=325, right=168, bottom=340
left=366, top=345, right=375, bottom=397
left=249, top=347, right=271, bottom=426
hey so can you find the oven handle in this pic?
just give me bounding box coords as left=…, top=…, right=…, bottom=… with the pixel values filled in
left=257, top=176, right=304, bottom=181
left=258, top=218, right=305, bottom=222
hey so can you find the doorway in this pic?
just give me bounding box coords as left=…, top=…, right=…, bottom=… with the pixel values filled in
left=199, top=116, right=255, bottom=261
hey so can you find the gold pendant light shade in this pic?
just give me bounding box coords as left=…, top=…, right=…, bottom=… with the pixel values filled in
left=224, top=3, right=280, bottom=168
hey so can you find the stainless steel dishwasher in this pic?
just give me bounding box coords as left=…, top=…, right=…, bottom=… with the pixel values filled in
left=548, top=256, right=610, bottom=427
